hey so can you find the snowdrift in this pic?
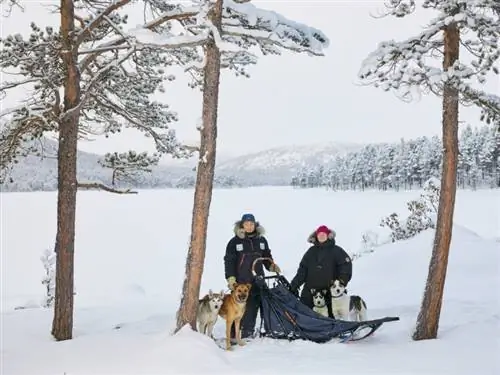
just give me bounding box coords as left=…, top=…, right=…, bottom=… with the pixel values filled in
left=348, top=223, right=498, bottom=313
left=2, top=223, right=498, bottom=375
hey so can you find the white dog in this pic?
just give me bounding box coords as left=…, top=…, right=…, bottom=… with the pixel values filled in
left=310, top=288, right=329, bottom=318
left=197, top=289, right=224, bottom=338
left=330, top=279, right=367, bottom=322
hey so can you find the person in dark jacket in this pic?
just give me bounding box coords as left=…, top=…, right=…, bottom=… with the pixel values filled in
left=290, top=225, right=352, bottom=310
left=224, top=213, right=281, bottom=339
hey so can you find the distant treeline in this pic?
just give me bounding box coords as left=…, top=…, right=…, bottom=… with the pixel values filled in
left=291, top=125, right=499, bottom=190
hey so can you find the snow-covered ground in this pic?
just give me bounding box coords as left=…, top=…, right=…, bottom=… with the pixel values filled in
left=1, top=187, right=499, bottom=374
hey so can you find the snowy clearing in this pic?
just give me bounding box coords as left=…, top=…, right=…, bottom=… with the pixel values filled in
left=1, top=187, right=499, bottom=374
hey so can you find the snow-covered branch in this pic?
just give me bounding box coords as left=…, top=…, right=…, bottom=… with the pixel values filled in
left=223, top=26, right=325, bottom=56
left=0, top=104, right=57, bottom=180
left=379, top=0, right=417, bottom=18
left=0, top=78, right=39, bottom=97
left=78, top=4, right=202, bottom=71
left=126, top=28, right=209, bottom=49
left=358, top=0, right=499, bottom=118
left=75, top=0, right=132, bottom=46
left=222, top=0, right=329, bottom=56
left=358, top=16, right=445, bottom=101
left=459, top=87, right=500, bottom=126
left=62, top=46, right=137, bottom=121
left=0, top=0, right=23, bottom=16
left=79, top=0, right=329, bottom=74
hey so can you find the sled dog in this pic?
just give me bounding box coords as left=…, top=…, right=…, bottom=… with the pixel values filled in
left=310, top=288, right=329, bottom=318
left=197, top=289, right=224, bottom=338
left=218, top=283, right=252, bottom=351
left=330, top=279, right=368, bottom=322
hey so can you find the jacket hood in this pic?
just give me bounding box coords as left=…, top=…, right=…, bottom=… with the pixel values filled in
left=307, top=227, right=336, bottom=244
left=233, top=220, right=265, bottom=239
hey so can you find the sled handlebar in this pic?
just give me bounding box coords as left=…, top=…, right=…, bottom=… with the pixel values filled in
left=251, top=257, right=279, bottom=276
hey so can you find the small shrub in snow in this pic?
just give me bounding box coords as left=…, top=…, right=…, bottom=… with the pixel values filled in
left=361, top=230, right=379, bottom=251
left=353, top=231, right=379, bottom=260
left=381, top=178, right=440, bottom=242
left=353, top=228, right=393, bottom=260
left=40, top=248, right=56, bottom=308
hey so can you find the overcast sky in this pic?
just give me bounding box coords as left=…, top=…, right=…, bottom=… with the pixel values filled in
left=1, top=0, right=498, bottom=161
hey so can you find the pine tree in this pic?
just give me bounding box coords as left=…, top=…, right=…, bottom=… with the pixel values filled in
left=171, top=0, right=329, bottom=333
left=0, top=0, right=223, bottom=340
left=358, top=0, right=499, bottom=341
left=98, top=151, right=160, bottom=187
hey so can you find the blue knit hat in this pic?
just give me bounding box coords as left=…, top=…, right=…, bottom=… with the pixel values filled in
left=241, top=213, right=256, bottom=223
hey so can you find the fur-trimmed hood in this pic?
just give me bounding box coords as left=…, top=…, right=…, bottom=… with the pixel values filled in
left=307, top=227, right=336, bottom=244
left=234, top=220, right=265, bottom=239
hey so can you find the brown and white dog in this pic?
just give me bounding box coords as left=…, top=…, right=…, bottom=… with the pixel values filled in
left=218, top=282, right=252, bottom=350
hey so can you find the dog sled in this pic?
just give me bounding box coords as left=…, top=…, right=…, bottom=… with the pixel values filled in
left=252, top=258, right=400, bottom=344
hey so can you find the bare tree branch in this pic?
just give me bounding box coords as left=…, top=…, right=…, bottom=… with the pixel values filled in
left=77, top=181, right=138, bottom=194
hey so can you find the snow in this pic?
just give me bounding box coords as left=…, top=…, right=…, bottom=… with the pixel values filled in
left=124, top=0, right=329, bottom=55
left=127, top=27, right=209, bottom=48
left=1, top=187, right=499, bottom=374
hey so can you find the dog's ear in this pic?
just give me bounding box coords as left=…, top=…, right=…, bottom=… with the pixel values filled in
left=329, top=280, right=335, bottom=286
left=220, top=290, right=225, bottom=296
left=322, top=289, right=327, bottom=295
left=208, top=289, right=213, bottom=297
left=233, top=282, right=239, bottom=289
left=310, top=288, right=316, bottom=294
left=246, top=283, right=252, bottom=290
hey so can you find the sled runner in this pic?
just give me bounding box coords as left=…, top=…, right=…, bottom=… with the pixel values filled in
left=252, top=257, right=400, bottom=344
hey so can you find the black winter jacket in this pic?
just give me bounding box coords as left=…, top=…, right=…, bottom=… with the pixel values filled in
left=290, top=230, right=352, bottom=292
left=224, top=221, right=274, bottom=284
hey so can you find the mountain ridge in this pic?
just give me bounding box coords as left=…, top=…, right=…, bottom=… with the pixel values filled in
left=1, top=138, right=362, bottom=191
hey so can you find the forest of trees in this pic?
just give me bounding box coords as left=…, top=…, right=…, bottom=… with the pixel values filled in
left=3, top=124, right=499, bottom=193
left=291, top=125, right=499, bottom=191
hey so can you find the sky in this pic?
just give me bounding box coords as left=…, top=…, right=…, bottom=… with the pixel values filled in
left=1, top=0, right=498, bottom=162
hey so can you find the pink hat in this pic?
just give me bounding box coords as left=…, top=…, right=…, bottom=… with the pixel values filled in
left=315, top=225, right=330, bottom=236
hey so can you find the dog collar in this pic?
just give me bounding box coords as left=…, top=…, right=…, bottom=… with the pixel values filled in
left=331, top=291, right=347, bottom=299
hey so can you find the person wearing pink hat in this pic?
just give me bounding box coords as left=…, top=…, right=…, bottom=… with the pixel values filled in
left=289, top=225, right=352, bottom=313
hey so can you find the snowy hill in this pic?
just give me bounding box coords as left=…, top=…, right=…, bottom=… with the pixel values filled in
left=1, top=187, right=498, bottom=374
left=215, top=142, right=361, bottom=185
left=0, top=138, right=194, bottom=191
left=1, top=139, right=361, bottom=191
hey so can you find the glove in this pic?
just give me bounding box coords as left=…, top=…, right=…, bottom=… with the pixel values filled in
left=269, top=263, right=281, bottom=273
left=227, top=276, right=237, bottom=291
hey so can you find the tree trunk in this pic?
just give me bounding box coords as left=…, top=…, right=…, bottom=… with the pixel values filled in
left=412, top=22, right=460, bottom=341
left=52, top=0, right=81, bottom=341
left=175, top=0, right=223, bottom=333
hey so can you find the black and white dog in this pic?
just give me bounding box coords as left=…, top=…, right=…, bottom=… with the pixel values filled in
left=329, top=279, right=368, bottom=322
left=310, top=288, right=329, bottom=318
